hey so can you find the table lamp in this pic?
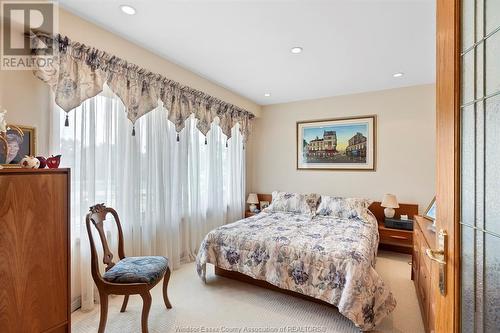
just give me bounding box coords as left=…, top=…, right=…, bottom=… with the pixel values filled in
left=381, top=193, right=399, bottom=218
left=247, top=193, right=259, bottom=212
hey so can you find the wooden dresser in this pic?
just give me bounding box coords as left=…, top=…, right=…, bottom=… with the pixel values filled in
left=412, top=215, right=437, bottom=333
left=0, top=168, right=71, bottom=332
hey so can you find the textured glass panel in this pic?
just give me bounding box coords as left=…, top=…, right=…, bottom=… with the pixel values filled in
left=476, top=44, right=485, bottom=98
left=484, top=234, right=500, bottom=333
left=475, top=230, right=485, bottom=332
left=475, top=102, right=485, bottom=230
left=485, top=0, right=500, bottom=35
left=485, top=94, right=500, bottom=234
left=485, top=31, right=500, bottom=95
left=461, top=225, right=476, bottom=333
left=462, top=0, right=475, bottom=50
left=462, top=105, right=476, bottom=226
left=476, top=0, right=485, bottom=41
left=462, top=50, right=475, bottom=104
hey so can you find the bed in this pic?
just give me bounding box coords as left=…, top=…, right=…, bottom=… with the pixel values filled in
left=196, top=192, right=396, bottom=331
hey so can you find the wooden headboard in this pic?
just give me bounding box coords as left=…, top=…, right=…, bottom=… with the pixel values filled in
left=255, top=193, right=273, bottom=203
left=253, top=193, right=418, bottom=224
left=368, top=201, right=418, bottom=224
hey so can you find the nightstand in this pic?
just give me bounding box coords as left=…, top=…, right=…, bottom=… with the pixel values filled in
left=378, top=223, right=413, bottom=254
left=368, top=201, right=418, bottom=254
left=245, top=210, right=256, bottom=218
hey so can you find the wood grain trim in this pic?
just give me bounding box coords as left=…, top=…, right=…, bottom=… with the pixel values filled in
left=436, top=0, right=460, bottom=331
left=0, top=168, right=71, bottom=174
left=65, top=169, right=71, bottom=332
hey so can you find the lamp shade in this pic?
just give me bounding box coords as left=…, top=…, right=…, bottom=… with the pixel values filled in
left=247, top=193, right=259, bottom=204
left=381, top=194, right=399, bottom=209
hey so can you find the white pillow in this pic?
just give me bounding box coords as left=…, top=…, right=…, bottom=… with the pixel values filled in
left=265, top=191, right=318, bottom=215
left=316, top=196, right=372, bottom=218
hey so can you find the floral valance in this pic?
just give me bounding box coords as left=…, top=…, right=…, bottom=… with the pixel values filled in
left=30, top=33, right=254, bottom=140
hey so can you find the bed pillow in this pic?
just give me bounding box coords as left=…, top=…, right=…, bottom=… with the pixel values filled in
left=265, top=191, right=319, bottom=215
left=316, top=196, right=372, bottom=218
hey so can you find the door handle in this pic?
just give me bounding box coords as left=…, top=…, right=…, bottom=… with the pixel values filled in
left=425, top=248, right=446, bottom=265
left=426, top=228, right=447, bottom=295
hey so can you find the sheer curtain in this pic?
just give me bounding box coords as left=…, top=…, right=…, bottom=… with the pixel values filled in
left=51, top=88, right=245, bottom=311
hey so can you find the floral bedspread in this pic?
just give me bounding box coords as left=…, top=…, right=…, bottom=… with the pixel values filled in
left=196, top=211, right=396, bottom=331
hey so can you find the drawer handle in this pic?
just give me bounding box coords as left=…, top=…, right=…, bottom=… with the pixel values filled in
left=389, top=235, right=408, bottom=240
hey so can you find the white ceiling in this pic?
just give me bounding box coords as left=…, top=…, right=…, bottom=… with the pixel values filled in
left=59, top=0, right=436, bottom=105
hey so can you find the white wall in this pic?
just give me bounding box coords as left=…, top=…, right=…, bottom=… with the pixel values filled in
left=246, top=84, right=436, bottom=212
left=0, top=7, right=261, bottom=157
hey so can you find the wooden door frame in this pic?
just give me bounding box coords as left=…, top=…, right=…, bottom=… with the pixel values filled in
left=435, top=0, right=460, bottom=332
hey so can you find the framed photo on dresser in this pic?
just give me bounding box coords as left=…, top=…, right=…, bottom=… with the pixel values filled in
left=0, top=125, right=36, bottom=167
left=296, top=115, right=376, bottom=171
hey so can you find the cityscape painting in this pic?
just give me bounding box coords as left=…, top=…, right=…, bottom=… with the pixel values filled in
left=296, top=116, right=375, bottom=170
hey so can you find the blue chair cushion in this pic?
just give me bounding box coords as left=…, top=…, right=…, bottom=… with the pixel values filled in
left=103, top=256, right=169, bottom=284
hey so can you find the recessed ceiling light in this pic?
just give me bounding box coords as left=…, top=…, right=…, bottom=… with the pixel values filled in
left=291, top=47, right=303, bottom=54
left=393, top=72, right=404, bottom=78
left=264, top=93, right=271, bottom=97
left=120, top=5, right=136, bottom=15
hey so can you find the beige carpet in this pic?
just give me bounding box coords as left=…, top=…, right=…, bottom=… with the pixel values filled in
left=72, top=251, right=424, bottom=333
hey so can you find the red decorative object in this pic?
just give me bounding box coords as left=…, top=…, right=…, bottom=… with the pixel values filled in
left=46, top=155, right=61, bottom=169
left=36, top=156, right=47, bottom=168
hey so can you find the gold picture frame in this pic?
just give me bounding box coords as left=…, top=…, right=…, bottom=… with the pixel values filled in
left=296, top=115, right=376, bottom=171
left=0, top=125, right=37, bottom=168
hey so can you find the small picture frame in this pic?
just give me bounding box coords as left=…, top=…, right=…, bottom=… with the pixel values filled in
left=260, top=201, right=270, bottom=210
left=424, top=197, right=436, bottom=221
left=0, top=125, right=36, bottom=168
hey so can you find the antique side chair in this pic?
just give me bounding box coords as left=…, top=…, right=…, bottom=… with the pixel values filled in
left=86, top=204, right=172, bottom=333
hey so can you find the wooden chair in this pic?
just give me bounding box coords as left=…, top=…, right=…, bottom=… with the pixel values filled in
left=86, top=204, right=172, bottom=333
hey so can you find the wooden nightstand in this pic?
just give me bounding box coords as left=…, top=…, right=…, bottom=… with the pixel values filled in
left=368, top=201, right=418, bottom=254
left=245, top=210, right=256, bottom=218
left=378, top=223, right=413, bottom=254
left=244, top=193, right=272, bottom=218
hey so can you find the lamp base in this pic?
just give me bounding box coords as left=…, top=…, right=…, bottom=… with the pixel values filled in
left=249, top=204, right=257, bottom=212
left=384, top=207, right=395, bottom=218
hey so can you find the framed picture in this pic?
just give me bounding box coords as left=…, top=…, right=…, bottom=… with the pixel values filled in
left=0, top=125, right=36, bottom=167
left=297, top=116, right=376, bottom=170
left=260, top=201, right=270, bottom=210
left=424, top=197, right=437, bottom=221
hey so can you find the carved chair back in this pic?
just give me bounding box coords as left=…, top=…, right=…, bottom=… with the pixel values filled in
left=86, top=204, right=126, bottom=282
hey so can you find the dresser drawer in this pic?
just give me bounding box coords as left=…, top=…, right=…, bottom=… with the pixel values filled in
left=420, top=242, right=432, bottom=273
left=413, top=215, right=436, bottom=333
left=418, top=264, right=431, bottom=322
left=379, top=228, right=413, bottom=247
left=412, top=236, right=420, bottom=281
